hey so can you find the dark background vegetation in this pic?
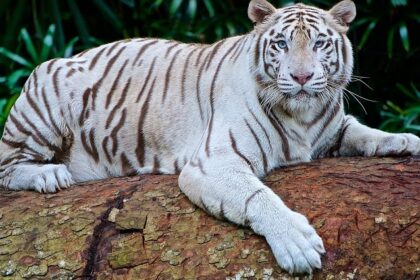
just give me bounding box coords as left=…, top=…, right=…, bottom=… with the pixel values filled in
left=0, top=0, right=419, bottom=135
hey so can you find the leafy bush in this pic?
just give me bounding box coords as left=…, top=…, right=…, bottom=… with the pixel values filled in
left=380, top=83, right=420, bottom=133
left=0, top=25, right=79, bottom=133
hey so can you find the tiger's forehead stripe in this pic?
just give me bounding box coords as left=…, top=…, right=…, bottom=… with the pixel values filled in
left=269, top=4, right=328, bottom=39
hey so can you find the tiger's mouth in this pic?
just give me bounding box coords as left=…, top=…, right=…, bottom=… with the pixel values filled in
left=293, top=90, right=313, bottom=100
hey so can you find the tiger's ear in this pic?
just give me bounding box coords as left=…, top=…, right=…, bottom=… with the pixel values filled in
left=329, top=0, right=356, bottom=27
left=248, top=0, right=277, bottom=25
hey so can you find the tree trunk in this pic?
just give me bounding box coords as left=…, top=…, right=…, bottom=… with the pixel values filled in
left=0, top=156, right=419, bottom=280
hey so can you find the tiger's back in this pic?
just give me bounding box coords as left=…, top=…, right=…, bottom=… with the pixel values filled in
left=0, top=35, right=255, bottom=189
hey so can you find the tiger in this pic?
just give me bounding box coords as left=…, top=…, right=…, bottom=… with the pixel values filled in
left=1, top=0, right=419, bottom=274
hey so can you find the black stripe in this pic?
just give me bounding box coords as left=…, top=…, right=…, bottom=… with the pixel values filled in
left=106, top=78, right=131, bottom=129
left=205, top=40, right=225, bottom=70
left=205, top=41, right=242, bottom=157
left=136, top=57, right=157, bottom=103
left=105, top=59, right=129, bottom=109
left=245, top=119, right=268, bottom=173
left=181, top=48, right=199, bottom=103
left=110, top=108, right=127, bottom=156
left=162, top=48, right=183, bottom=103
left=247, top=104, right=273, bottom=152
left=47, top=59, right=59, bottom=74
left=229, top=130, right=255, bottom=173
left=254, top=35, right=262, bottom=68
left=81, top=129, right=99, bottom=163
left=52, top=67, right=62, bottom=97
left=91, top=46, right=127, bottom=110
left=26, top=91, right=60, bottom=137
left=200, top=197, right=211, bottom=214
left=311, top=97, right=342, bottom=146
left=340, top=34, right=348, bottom=65
left=244, top=189, right=265, bottom=216
left=136, top=78, right=156, bottom=167
left=231, top=37, right=248, bottom=63
left=102, top=136, right=112, bottom=163
left=164, top=42, right=180, bottom=59
left=267, top=113, right=291, bottom=161
left=89, top=47, right=108, bottom=70
left=132, top=40, right=158, bottom=67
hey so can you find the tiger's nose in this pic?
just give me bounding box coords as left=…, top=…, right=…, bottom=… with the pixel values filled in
left=290, top=72, right=314, bottom=85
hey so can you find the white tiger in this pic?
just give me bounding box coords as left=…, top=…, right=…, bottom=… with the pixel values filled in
left=1, top=0, right=419, bottom=274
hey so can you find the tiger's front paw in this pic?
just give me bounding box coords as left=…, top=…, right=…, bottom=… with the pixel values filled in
left=32, top=164, right=74, bottom=193
left=372, top=133, right=420, bottom=156
left=264, top=210, right=325, bottom=274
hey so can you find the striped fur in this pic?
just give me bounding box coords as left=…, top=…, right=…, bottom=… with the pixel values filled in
left=1, top=0, right=419, bottom=275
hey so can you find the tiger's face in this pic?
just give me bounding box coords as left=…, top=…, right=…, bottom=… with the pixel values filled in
left=249, top=0, right=356, bottom=111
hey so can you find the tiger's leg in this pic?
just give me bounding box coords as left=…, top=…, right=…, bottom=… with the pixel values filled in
left=0, top=76, right=74, bottom=193
left=179, top=154, right=325, bottom=274
left=334, top=115, right=420, bottom=157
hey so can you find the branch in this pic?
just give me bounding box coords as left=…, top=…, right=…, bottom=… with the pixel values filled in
left=0, top=156, right=419, bottom=279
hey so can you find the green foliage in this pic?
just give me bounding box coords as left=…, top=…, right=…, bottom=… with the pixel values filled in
left=348, top=0, right=419, bottom=58
left=0, top=0, right=419, bottom=136
left=380, top=83, right=420, bottom=133
left=0, top=24, right=79, bottom=133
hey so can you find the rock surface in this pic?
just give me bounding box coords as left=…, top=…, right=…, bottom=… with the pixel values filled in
left=0, top=157, right=419, bottom=279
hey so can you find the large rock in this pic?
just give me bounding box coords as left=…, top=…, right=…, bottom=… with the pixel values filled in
left=0, top=157, right=419, bottom=279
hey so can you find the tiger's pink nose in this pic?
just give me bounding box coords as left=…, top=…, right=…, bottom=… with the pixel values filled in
left=290, top=72, right=314, bottom=85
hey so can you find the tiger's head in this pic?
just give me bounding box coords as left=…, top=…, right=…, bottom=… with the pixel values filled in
left=249, top=0, right=356, bottom=112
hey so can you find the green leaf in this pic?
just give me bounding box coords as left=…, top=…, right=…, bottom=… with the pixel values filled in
left=409, top=14, right=420, bottom=23
left=351, top=17, right=373, bottom=29
left=203, top=0, right=215, bottom=17
left=170, top=0, right=183, bottom=16
left=67, top=0, right=91, bottom=46
left=187, top=0, right=197, bottom=20
left=391, top=0, right=407, bottom=7
left=0, top=99, right=7, bottom=113
left=399, top=23, right=410, bottom=52
left=405, top=107, right=420, bottom=115
left=2, top=0, right=25, bottom=51
left=386, top=101, right=404, bottom=114
left=62, top=37, right=79, bottom=58
left=3, top=93, right=20, bottom=117
left=120, top=0, right=135, bottom=8
left=51, top=0, right=65, bottom=51
left=215, top=25, right=223, bottom=41
left=92, top=0, right=124, bottom=31
left=379, top=118, right=401, bottom=132
left=406, top=124, right=420, bottom=131
left=410, top=83, right=420, bottom=99
left=396, top=83, right=416, bottom=100
left=41, top=25, right=56, bottom=62
left=20, top=28, right=39, bottom=63
left=386, top=26, right=395, bottom=59
left=357, top=20, right=377, bottom=50
left=0, top=47, right=34, bottom=68
left=153, top=0, right=164, bottom=9
left=226, top=21, right=236, bottom=36
left=7, top=69, right=31, bottom=90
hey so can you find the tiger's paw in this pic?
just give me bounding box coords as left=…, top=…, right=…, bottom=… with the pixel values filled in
left=371, top=133, right=420, bottom=156
left=3, top=163, right=74, bottom=192
left=265, top=210, right=325, bottom=274
left=31, top=164, right=74, bottom=193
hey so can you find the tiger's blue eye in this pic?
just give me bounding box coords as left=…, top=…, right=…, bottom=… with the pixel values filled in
left=277, top=40, right=287, bottom=49
left=314, top=40, right=324, bottom=48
